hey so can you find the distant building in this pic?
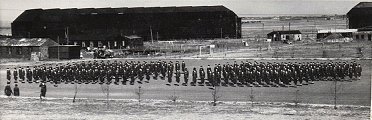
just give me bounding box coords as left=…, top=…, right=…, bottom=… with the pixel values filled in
left=48, top=45, right=81, bottom=59
left=11, top=6, right=241, bottom=46
left=347, top=2, right=372, bottom=29
left=69, top=34, right=143, bottom=49
left=316, top=29, right=357, bottom=39
left=0, top=38, right=59, bottom=60
left=267, top=30, right=302, bottom=41
left=352, top=28, right=372, bottom=41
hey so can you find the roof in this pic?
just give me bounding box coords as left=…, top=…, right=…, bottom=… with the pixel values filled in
left=14, top=6, right=235, bottom=22
left=323, top=33, right=345, bottom=40
left=267, top=30, right=301, bottom=35
left=317, top=29, right=357, bottom=34
left=124, top=35, right=142, bottom=39
left=0, top=38, right=59, bottom=46
left=347, top=2, right=372, bottom=16
left=351, top=2, right=372, bottom=8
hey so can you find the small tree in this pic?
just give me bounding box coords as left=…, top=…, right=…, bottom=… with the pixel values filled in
left=293, top=89, right=301, bottom=106
left=100, top=84, right=110, bottom=109
left=249, top=87, right=254, bottom=107
left=167, top=88, right=180, bottom=105
left=135, top=85, right=144, bottom=106
left=73, top=84, right=78, bottom=103
left=211, top=86, right=221, bottom=106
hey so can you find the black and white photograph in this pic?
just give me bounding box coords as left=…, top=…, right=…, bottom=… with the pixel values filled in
left=0, top=0, right=371, bottom=119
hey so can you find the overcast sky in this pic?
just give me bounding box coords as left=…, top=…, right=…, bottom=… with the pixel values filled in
left=0, top=0, right=369, bottom=27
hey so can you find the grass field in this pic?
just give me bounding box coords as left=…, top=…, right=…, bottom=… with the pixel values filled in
left=0, top=96, right=369, bottom=120
left=0, top=59, right=370, bottom=106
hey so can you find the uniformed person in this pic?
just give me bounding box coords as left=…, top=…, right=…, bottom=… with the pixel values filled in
left=19, top=67, right=25, bottom=83
left=6, top=68, right=11, bottom=82
left=167, top=70, right=173, bottom=84
left=175, top=70, right=181, bottom=85
left=199, top=66, right=205, bottom=85
left=13, top=68, right=18, bottom=83
left=183, top=68, right=189, bottom=86
left=4, top=82, right=12, bottom=96
left=26, top=66, right=32, bottom=83
left=181, top=61, right=186, bottom=71
left=13, top=84, right=20, bottom=96
left=39, top=82, right=47, bottom=99
left=191, top=67, right=197, bottom=86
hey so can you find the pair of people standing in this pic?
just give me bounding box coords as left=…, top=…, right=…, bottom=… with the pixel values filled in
left=4, top=82, right=19, bottom=96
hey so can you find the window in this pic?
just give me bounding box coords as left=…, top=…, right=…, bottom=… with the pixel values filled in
left=17, top=47, right=22, bottom=55
left=355, top=35, right=359, bottom=39
left=361, top=35, right=365, bottom=40
left=7, top=47, right=11, bottom=55
left=90, top=41, right=94, bottom=47
left=122, top=41, right=125, bottom=47
left=98, top=41, right=102, bottom=47
left=82, top=42, right=86, bottom=47
left=368, top=34, right=372, bottom=41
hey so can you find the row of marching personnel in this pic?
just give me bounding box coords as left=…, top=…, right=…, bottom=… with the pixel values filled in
left=5, top=60, right=362, bottom=88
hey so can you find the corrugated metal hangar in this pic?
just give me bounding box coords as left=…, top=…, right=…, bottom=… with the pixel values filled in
left=11, top=6, right=242, bottom=48
left=347, top=2, right=372, bottom=29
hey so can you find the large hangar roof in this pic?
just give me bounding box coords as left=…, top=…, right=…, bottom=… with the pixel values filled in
left=14, top=5, right=236, bottom=22
left=347, top=2, right=372, bottom=16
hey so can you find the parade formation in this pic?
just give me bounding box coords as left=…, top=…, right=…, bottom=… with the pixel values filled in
left=5, top=60, right=362, bottom=90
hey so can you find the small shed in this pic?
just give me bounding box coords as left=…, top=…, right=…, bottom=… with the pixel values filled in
left=124, top=35, right=144, bottom=49
left=0, top=38, right=59, bottom=60
left=267, top=30, right=302, bottom=41
left=316, top=29, right=357, bottom=39
left=48, top=45, right=81, bottom=59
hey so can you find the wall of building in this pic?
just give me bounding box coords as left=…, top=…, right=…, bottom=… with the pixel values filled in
left=280, top=34, right=301, bottom=41
left=353, top=31, right=372, bottom=41
left=0, top=46, right=40, bottom=59
left=12, top=7, right=241, bottom=44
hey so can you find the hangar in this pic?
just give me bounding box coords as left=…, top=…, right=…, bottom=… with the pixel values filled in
left=347, top=2, right=372, bottom=29
left=11, top=6, right=241, bottom=48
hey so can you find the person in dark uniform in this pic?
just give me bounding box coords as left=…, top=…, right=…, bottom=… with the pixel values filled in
left=183, top=68, right=189, bottom=86
left=199, top=66, right=205, bottom=85
left=19, top=67, right=25, bottom=83
left=39, top=83, right=47, bottom=99
left=26, top=66, right=32, bottom=83
left=175, top=70, right=181, bottom=85
left=13, top=84, right=20, bottom=96
left=4, top=82, right=12, bottom=96
left=191, top=67, right=197, bottom=86
left=167, top=70, right=173, bottom=84
left=181, top=61, right=186, bottom=71
left=175, top=61, right=180, bottom=71
left=13, top=68, right=18, bottom=83
left=7, top=68, right=11, bottom=82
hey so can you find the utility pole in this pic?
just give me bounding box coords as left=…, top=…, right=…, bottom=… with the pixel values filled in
left=334, top=79, right=337, bottom=109
left=65, top=27, right=69, bottom=45
left=250, top=87, right=254, bottom=107
left=220, top=28, right=223, bottom=38
left=156, top=32, right=159, bottom=41
left=150, top=26, right=154, bottom=44
left=57, top=36, right=60, bottom=60
left=235, top=16, right=238, bottom=39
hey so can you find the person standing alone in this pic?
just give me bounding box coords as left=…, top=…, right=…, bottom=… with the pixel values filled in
left=13, top=84, right=20, bottom=96
left=39, top=83, right=47, bottom=99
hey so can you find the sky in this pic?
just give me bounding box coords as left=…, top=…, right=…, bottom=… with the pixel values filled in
left=0, top=0, right=369, bottom=27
